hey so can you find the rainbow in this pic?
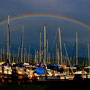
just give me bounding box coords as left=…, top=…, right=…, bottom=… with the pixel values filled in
left=0, top=14, right=90, bottom=29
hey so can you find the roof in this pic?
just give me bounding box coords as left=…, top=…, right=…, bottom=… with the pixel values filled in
left=49, top=64, right=61, bottom=67
left=36, top=68, right=49, bottom=75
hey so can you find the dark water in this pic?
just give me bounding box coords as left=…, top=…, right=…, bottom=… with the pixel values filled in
left=0, top=79, right=90, bottom=90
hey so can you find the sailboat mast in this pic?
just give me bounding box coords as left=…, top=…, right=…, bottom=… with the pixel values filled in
left=35, top=49, right=36, bottom=64
left=7, top=15, right=10, bottom=62
left=88, top=43, right=90, bottom=74
left=88, top=43, right=90, bottom=66
left=58, top=26, right=63, bottom=65
left=21, top=24, right=24, bottom=63
left=76, top=32, right=78, bottom=65
left=9, top=45, right=11, bottom=63
left=37, top=50, right=38, bottom=64
left=57, top=48, right=60, bottom=64
left=64, top=43, right=69, bottom=65
left=40, top=32, right=41, bottom=63
left=17, top=46, right=20, bottom=63
left=24, top=47, right=27, bottom=63
left=53, top=53, right=54, bottom=64
left=47, top=40, right=48, bottom=64
left=24, top=48, right=26, bottom=63
left=1, top=48, right=2, bottom=62
left=3, top=47, right=5, bottom=61
left=13, top=51, right=14, bottom=63
left=44, top=24, right=46, bottom=64
left=28, top=46, right=30, bottom=63
left=49, top=52, right=50, bottom=64
left=56, top=43, right=57, bottom=64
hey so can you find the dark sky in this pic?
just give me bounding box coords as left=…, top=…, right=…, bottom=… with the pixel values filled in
left=0, top=0, right=90, bottom=58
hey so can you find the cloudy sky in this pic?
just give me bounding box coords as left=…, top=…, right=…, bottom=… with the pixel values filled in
left=0, top=0, right=90, bottom=57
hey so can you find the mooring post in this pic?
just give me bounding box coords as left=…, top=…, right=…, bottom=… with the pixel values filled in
left=45, top=69, right=47, bottom=80
left=82, top=68, right=84, bottom=80
left=2, top=66, right=4, bottom=75
left=22, top=67, right=24, bottom=75
left=71, top=68, right=73, bottom=75
left=2, top=66, right=5, bottom=83
left=67, top=68, right=69, bottom=75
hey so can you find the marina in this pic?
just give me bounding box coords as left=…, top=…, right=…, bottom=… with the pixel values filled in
left=0, top=16, right=90, bottom=89
left=0, top=0, right=90, bottom=89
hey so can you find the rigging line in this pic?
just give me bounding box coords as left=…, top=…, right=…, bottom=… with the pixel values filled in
left=50, top=29, right=58, bottom=52
left=61, top=30, right=70, bottom=61
left=72, top=42, right=76, bottom=64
